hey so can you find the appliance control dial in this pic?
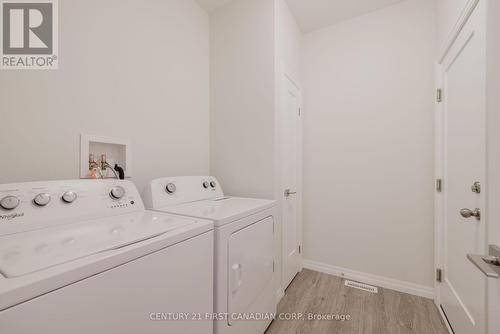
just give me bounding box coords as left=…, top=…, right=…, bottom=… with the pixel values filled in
left=62, top=191, right=77, bottom=204
left=210, top=181, right=217, bottom=188
left=0, top=196, right=20, bottom=210
left=110, top=186, right=126, bottom=200
left=203, top=181, right=209, bottom=189
left=166, top=183, right=177, bottom=194
left=33, top=193, right=51, bottom=207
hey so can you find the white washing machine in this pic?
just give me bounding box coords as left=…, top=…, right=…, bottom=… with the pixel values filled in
left=143, top=176, right=277, bottom=334
left=0, top=179, right=214, bottom=334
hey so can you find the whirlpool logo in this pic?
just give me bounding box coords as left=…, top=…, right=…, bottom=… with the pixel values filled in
left=1, top=0, right=58, bottom=69
left=0, top=212, right=24, bottom=221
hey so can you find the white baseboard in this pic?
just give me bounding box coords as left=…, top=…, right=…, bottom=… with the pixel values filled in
left=303, top=259, right=434, bottom=299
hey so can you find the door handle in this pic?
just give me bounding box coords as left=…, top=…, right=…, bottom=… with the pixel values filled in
left=467, top=245, right=500, bottom=279
left=460, top=208, right=481, bottom=220
left=284, top=189, right=297, bottom=198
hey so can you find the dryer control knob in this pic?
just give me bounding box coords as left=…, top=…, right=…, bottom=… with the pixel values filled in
left=110, top=186, right=126, bottom=200
left=0, top=196, right=20, bottom=210
left=210, top=181, right=217, bottom=188
left=33, top=193, right=51, bottom=207
left=203, top=181, right=209, bottom=189
left=166, top=183, right=177, bottom=194
left=62, top=191, right=77, bottom=204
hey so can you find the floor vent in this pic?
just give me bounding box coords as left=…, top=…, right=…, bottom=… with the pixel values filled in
left=344, top=280, right=378, bottom=294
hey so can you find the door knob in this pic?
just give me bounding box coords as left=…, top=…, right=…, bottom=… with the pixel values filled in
left=460, top=208, right=481, bottom=220
left=284, top=189, right=297, bottom=198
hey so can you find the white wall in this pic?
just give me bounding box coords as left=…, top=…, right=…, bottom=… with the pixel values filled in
left=436, top=0, right=469, bottom=48
left=210, top=0, right=276, bottom=199
left=0, top=0, right=209, bottom=191
left=302, top=0, right=437, bottom=288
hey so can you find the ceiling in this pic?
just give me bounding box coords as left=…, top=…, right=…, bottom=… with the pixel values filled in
left=196, top=0, right=406, bottom=32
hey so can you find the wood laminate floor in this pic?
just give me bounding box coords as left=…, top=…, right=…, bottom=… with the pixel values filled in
left=265, top=269, right=448, bottom=334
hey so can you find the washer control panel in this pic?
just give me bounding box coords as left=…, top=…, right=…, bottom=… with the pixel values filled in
left=0, top=180, right=144, bottom=236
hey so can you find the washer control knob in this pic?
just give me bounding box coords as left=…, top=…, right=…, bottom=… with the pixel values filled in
left=110, top=186, right=126, bottom=200
left=210, top=181, right=217, bottom=188
left=0, top=196, right=20, bottom=210
left=166, top=183, right=177, bottom=194
left=203, top=181, right=209, bottom=189
left=33, top=193, right=51, bottom=207
left=61, top=191, right=77, bottom=204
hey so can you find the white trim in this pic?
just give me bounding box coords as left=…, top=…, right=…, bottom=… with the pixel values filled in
left=438, top=0, right=480, bottom=64
left=303, top=259, right=434, bottom=299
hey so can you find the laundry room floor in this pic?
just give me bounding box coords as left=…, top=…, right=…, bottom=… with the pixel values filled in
left=265, top=269, right=448, bottom=334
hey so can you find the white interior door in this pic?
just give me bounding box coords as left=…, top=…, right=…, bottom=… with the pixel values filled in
left=438, top=2, right=487, bottom=333
left=280, top=73, right=302, bottom=290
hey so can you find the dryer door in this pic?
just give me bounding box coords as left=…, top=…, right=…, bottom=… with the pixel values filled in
left=227, top=217, right=274, bottom=325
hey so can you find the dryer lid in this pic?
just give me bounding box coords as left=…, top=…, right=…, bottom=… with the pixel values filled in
left=0, top=211, right=199, bottom=278
left=158, top=197, right=276, bottom=226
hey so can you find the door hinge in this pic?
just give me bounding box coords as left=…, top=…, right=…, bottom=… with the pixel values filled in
left=298, top=108, right=301, bottom=116
left=273, top=261, right=275, bottom=273
left=298, top=245, right=302, bottom=254
left=436, top=88, right=443, bottom=103
left=436, top=179, right=443, bottom=192
left=436, top=268, right=443, bottom=283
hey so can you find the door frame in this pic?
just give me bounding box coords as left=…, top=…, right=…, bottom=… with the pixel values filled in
left=486, top=2, right=500, bottom=333
left=275, top=64, right=303, bottom=301
left=434, top=59, right=446, bottom=314
left=434, top=0, right=487, bottom=333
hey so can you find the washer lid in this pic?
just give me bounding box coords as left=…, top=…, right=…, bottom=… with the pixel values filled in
left=0, top=211, right=200, bottom=278
left=158, top=197, right=276, bottom=226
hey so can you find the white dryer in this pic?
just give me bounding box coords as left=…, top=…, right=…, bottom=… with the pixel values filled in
left=0, top=179, right=214, bottom=334
left=144, top=176, right=277, bottom=334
